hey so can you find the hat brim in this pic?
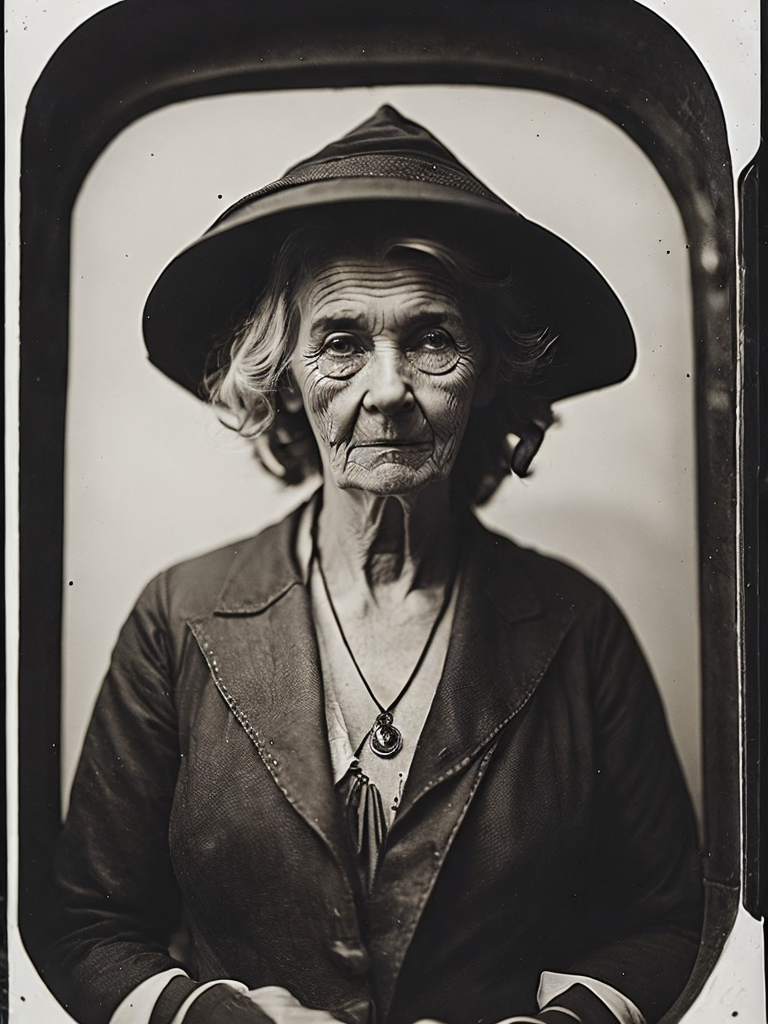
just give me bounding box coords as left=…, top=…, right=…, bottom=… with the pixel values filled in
left=143, top=178, right=635, bottom=401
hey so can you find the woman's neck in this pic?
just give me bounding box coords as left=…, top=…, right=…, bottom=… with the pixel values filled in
left=316, top=479, right=460, bottom=604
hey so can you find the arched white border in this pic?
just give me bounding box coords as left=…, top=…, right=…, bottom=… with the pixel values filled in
left=5, top=3, right=762, bottom=1021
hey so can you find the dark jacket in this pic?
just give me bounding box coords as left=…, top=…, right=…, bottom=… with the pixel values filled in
left=46, top=506, right=702, bottom=1024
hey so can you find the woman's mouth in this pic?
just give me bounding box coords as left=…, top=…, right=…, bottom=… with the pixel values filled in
left=346, top=439, right=432, bottom=469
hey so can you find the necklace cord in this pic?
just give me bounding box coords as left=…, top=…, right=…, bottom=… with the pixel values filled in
left=310, top=506, right=459, bottom=753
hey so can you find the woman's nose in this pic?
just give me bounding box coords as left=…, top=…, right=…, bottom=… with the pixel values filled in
left=361, top=349, right=415, bottom=415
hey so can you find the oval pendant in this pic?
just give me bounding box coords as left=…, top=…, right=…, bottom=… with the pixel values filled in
left=369, top=712, right=403, bottom=758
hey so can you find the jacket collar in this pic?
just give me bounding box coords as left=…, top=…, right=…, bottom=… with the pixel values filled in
left=212, top=497, right=543, bottom=623
left=211, top=506, right=305, bottom=615
left=190, top=497, right=573, bottom=864
left=392, top=513, right=572, bottom=822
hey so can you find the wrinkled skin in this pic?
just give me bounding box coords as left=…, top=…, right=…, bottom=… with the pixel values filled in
left=289, top=254, right=489, bottom=499
left=287, top=250, right=492, bottom=705
left=278, top=254, right=489, bottom=1024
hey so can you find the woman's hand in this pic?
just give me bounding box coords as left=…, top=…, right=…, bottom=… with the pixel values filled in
left=411, top=1019, right=559, bottom=1024
left=180, top=983, right=346, bottom=1024
left=247, top=986, right=351, bottom=1024
left=413, top=1016, right=580, bottom=1024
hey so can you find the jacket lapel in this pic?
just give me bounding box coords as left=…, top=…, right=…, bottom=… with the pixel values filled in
left=186, top=506, right=353, bottom=869
left=184, top=504, right=578, bottom=1017
left=395, top=517, right=576, bottom=822
left=369, top=519, right=577, bottom=1016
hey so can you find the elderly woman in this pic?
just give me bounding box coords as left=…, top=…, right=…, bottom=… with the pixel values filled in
left=46, top=107, right=702, bottom=1024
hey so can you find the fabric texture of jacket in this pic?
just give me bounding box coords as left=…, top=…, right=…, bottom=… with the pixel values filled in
left=46, top=505, right=703, bottom=1024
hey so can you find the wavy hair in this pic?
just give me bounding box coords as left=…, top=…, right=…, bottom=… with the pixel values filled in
left=205, top=211, right=556, bottom=505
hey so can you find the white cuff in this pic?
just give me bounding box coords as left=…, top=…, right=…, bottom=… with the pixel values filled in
left=169, top=979, right=250, bottom=1024
left=108, top=971, right=252, bottom=1024
left=537, top=972, right=645, bottom=1024
left=494, top=1017, right=554, bottom=1024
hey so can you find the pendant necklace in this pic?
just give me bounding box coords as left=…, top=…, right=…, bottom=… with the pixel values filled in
left=312, top=521, right=458, bottom=760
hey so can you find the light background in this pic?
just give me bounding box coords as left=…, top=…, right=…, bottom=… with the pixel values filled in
left=64, top=85, right=701, bottom=810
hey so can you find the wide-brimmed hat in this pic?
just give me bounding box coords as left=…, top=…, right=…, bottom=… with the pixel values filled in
left=143, top=104, right=634, bottom=401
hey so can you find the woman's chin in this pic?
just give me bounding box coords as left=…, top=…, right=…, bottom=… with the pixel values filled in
left=332, top=462, right=448, bottom=497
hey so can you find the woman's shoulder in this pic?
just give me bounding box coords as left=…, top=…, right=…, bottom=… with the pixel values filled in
left=139, top=504, right=305, bottom=620
left=470, top=516, right=626, bottom=623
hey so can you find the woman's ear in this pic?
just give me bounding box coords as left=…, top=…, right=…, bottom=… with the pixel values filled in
left=279, top=373, right=304, bottom=414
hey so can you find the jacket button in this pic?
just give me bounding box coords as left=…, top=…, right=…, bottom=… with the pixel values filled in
left=330, top=939, right=371, bottom=975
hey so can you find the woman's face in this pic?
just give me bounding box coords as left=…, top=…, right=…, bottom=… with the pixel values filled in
left=289, top=252, right=488, bottom=497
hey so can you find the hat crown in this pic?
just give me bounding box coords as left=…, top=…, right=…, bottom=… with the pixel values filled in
left=144, top=105, right=635, bottom=402
left=287, top=104, right=464, bottom=173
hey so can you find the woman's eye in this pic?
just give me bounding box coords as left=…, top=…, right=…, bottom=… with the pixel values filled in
left=316, top=333, right=367, bottom=379
left=323, top=333, right=360, bottom=357
left=408, top=328, right=461, bottom=374
left=415, top=328, right=453, bottom=351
